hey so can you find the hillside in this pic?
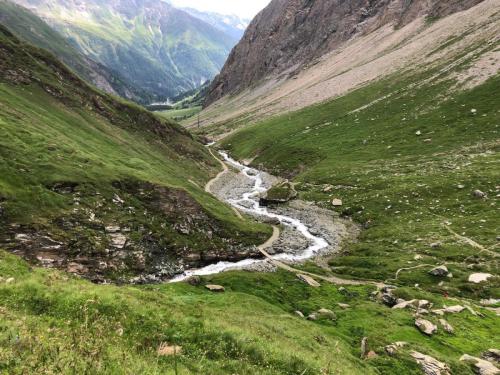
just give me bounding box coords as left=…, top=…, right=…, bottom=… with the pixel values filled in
left=195, top=0, right=498, bottom=130
left=206, top=0, right=484, bottom=105
left=11, top=0, right=240, bottom=102
left=0, top=0, right=151, bottom=103
left=0, top=24, right=270, bottom=283
left=0, top=1, right=499, bottom=374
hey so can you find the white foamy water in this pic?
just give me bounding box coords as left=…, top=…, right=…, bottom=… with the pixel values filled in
left=170, top=151, right=328, bottom=282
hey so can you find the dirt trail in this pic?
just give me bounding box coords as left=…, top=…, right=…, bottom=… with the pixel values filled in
left=205, top=149, right=243, bottom=220
left=258, top=225, right=281, bottom=251
left=444, top=225, right=499, bottom=258
left=205, top=148, right=229, bottom=194
left=258, top=246, right=385, bottom=288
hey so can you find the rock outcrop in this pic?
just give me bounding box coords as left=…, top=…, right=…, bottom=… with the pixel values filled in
left=411, top=351, right=451, bottom=375
left=206, top=0, right=485, bottom=104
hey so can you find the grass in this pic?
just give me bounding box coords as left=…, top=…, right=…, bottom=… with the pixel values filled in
left=1, top=251, right=498, bottom=374
left=219, top=63, right=500, bottom=299
left=0, top=25, right=270, bottom=282
left=0, top=14, right=499, bottom=375
left=159, top=106, right=202, bottom=122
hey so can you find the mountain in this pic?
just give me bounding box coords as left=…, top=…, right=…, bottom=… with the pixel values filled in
left=0, top=0, right=152, bottom=102
left=181, top=8, right=250, bottom=41
left=205, top=0, right=485, bottom=105
left=10, top=0, right=240, bottom=102
left=0, top=23, right=269, bottom=283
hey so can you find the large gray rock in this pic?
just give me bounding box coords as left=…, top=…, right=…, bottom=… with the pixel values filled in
left=317, top=308, right=336, bottom=320
left=385, top=341, right=407, bottom=356
left=468, top=273, right=493, bottom=283
left=205, top=284, right=225, bottom=292
left=392, top=299, right=417, bottom=309
left=415, top=319, right=438, bottom=335
left=411, top=351, right=451, bottom=375
left=381, top=293, right=398, bottom=307
left=429, top=265, right=449, bottom=277
left=439, top=319, right=454, bottom=334
left=482, top=349, right=500, bottom=364
left=460, top=354, right=500, bottom=375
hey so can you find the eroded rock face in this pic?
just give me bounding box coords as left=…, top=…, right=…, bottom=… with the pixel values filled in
left=0, top=180, right=263, bottom=284
left=206, top=0, right=485, bottom=104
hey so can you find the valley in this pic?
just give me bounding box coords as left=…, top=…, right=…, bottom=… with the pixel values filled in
left=0, top=0, right=499, bottom=374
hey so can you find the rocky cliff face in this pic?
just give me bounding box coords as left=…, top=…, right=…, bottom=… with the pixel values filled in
left=206, top=0, right=485, bottom=105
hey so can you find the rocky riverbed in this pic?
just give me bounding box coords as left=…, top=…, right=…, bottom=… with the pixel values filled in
left=172, top=151, right=355, bottom=280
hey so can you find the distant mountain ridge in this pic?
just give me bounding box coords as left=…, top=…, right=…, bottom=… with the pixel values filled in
left=11, top=0, right=241, bottom=102
left=0, top=0, right=151, bottom=102
left=181, top=7, right=250, bottom=41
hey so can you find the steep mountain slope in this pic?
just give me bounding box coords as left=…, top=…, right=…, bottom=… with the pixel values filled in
left=181, top=8, right=249, bottom=41
left=0, top=24, right=270, bottom=283
left=206, top=0, right=485, bottom=105
left=11, top=0, right=239, bottom=102
left=0, top=0, right=151, bottom=103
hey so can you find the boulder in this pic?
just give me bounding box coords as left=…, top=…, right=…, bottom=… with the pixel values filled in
left=317, top=308, right=336, bottom=320
left=297, top=274, right=320, bottom=287
left=307, top=313, right=318, bottom=321
left=472, top=190, right=487, bottom=199
left=294, top=310, right=304, bottom=318
left=419, top=300, right=432, bottom=309
left=415, top=319, right=438, bottom=335
left=109, top=233, right=127, bottom=249
left=381, top=293, right=398, bottom=307
left=411, top=351, right=451, bottom=375
left=482, top=349, right=500, bottom=364
left=360, top=337, right=368, bottom=358
left=439, top=319, right=454, bottom=334
left=260, top=181, right=297, bottom=205
left=105, top=225, right=121, bottom=233
left=443, top=305, right=465, bottom=313
left=205, top=284, right=225, bottom=292
left=429, top=265, right=449, bottom=277
left=393, top=299, right=417, bottom=309
left=460, top=354, right=500, bottom=375
left=385, top=341, right=408, bottom=356
left=186, top=276, right=202, bottom=286
left=468, top=273, right=493, bottom=284
left=157, top=343, right=182, bottom=356
left=331, top=198, right=343, bottom=207
left=337, top=303, right=350, bottom=309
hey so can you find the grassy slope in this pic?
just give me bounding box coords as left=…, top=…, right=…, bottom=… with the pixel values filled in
left=159, top=106, right=202, bottom=122
left=220, top=61, right=500, bottom=299
left=1, top=251, right=498, bottom=374
left=0, top=25, right=270, bottom=279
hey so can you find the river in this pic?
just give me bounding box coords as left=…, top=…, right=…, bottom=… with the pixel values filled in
left=170, top=150, right=329, bottom=282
